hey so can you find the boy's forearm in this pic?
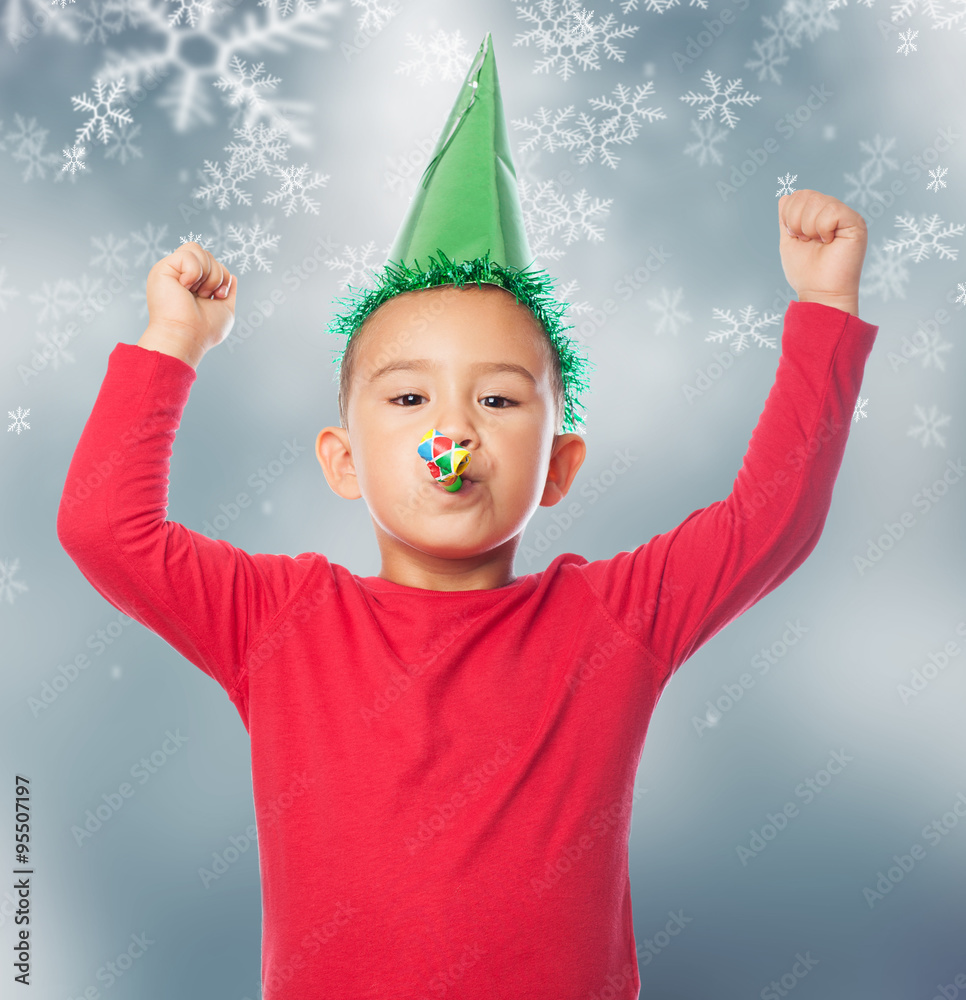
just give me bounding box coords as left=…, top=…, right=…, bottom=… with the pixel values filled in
left=137, top=325, right=207, bottom=370
left=796, top=291, right=860, bottom=317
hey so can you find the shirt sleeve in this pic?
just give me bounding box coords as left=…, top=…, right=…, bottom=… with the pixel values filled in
left=56, top=342, right=320, bottom=716
left=577, top=300, right=879, bottom=689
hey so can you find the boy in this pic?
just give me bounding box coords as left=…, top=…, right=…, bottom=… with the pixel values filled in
left=57, top=32, right=877, bottom=1000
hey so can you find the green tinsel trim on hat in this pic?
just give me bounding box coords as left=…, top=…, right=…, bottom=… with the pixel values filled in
left=325, top=249, right=594, bottom=434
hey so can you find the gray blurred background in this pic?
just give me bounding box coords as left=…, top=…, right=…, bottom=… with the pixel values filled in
left=2, top=0, right=965, bottom=996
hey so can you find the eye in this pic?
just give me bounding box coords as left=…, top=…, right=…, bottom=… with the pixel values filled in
left=388, top=393, right=425, bottom=406
left=481, top=396, right=517, bottom=408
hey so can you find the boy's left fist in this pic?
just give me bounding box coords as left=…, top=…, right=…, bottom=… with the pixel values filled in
left=779, top=189, right=868, bottom=314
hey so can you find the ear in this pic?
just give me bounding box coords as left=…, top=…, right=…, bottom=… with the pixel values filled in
left=539, top=433, right=587, bottom=507
left=316, top=426, right=361, bottom=500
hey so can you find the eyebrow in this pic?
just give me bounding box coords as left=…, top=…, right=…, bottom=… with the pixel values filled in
left=366, top=358, right=538, bottom=386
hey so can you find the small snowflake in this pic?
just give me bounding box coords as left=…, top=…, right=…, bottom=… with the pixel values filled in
left=706, top=305, right=781, bottom=352
left=5, top=115, right=61, bottom=182
left=897, top=28, right=918, bottom=54
left=76, top=0, right=129, bottom=43
left=956, top=281, right=966, bottom=306
left=61, top=143, right=87, bottom=174
left=222, top=221, right=281, bottom=273
left=927, top=166, right=948, bottom=193
left=647, top=287, right=692, bottom=337
left=129, top=223, right=172, bottom=266
left=0, top=558, right=29, bottom=605
left=71, top=77, right=133, bottom=145
left=776, top=172, right=797, bottom=197
left=225, top=122, right=291, bottom=175
left=884, top=213, right=965, bottom=262
left=193, top=158, right=258, bottom=210
left=395, top=30, right=474, bottom=86
left=90, top=233, right=130, bottom=278
left=908, top=328, right=954, bottom=371
left=682, top=117, right=729, bottom=167
left=104, top=120, right=143, bottom=165
left=215, top=57, right=281, bottom=111
left=679, top=69, right=761, bottom=130
left=860, top=241, right=912, bottom=302
left=852, top=396, right=868, bottom=422
left=325, top=241, right=383, bottom=290
left=570, top=7, right=594, bottom=37
left=7, top=407, right=31, bottom=435
left=262, top=163, right=329, bottom=216
left=907, top=403, right=951, bottom=448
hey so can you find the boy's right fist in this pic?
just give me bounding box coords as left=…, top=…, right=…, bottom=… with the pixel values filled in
left=143, top=242, right=237, bottom=363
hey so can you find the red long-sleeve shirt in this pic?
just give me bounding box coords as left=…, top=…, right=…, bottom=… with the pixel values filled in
left=57, top=301, right=877, bottom=999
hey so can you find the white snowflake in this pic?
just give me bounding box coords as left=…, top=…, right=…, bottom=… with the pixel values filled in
left=0, top=267, right=20, bottom=312
left=262, top=163, right=329, bottom=215
left=853, top=396, right=868, bottom=422
left=70, top=76, right=133, bottom=145
left=75, top=0, right=129, bottom=44
left=28, top=279, right=82, bottom=324
left=679, top=68, right=761, bottom=129
left=513, top=105, right=582, bottom=155
left=7, top=407, right=30, bottom=435
left=325, top=241, right=383, bottom=290
left=90, top=233, right=130, bottom=278
left=647, top=287, right=692, bottom=337
left=706, top=305, right=781, bottom=352
left=166, top=0, right=216, bottom=27
left=884, top=213, right=965, bottom=262
left=61, top=143, right=87, bottom=175
left=225, top=122, right=291, bottom=175
left=395, top=30, right=474, bottom=86
left=908, top=328, right=954, bottom=371
left=890, top=0, right=966, bottom=30
left=907, top=403, right=951, bottom=448
left=956, top=281, right=966, bottom=306
left=743, top=9, right=805, bottom=86
left=4, top=114, right=62, bottom=182
left=129, top=223, right=172, bottom=266
left=95, top=0, right=340, bottom=136
left=222, top=220, right=281, bottom=273
left=897, top=28, right=919, bottom=53
left=782, top=0, right=840, bottom=43
left=513, top=0, right=639, bottom=81
left=856, top=137, right=901, bottom=197
left=0, top=558, right=29, bottom=604
left=682, top=117, right=729, bottom=167
left=104, top=120, right=144, bottom=165
left=555, top=277, right=594, bottom=317
left=776, top=172, right=797, bottom=196
left=859, top=241, right=912, bottom=302
left=215, top=56, right=281, bottom=111
left=927, top=166, right=948, bottom=192
left=518, top=177, right=613, bottom=247
left=193, top=157, right=258, bottom=209
left=350, top=0, right=401, bottom=32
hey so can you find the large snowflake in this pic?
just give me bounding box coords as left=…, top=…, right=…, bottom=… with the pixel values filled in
left=395, top=30, right=474, bottom=85
left=706, top=305, right=781, bottom=352
left=325, top=241, right=385, bottom=290
left=513, top=0, right=639, bottom=80
left=859, top=241, right=912, bottom=301
left=682, top=117, right=729, bottom=167
left=884, top=213, right=965, bottom=262
left=94, top=0, right=340, bottom=138
left=679, top=69, right=761, bottom=129
left=518, top=177, right=612, bottom=252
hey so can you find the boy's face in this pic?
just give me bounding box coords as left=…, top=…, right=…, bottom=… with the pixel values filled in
left=315, top=284, right=586, bottom=589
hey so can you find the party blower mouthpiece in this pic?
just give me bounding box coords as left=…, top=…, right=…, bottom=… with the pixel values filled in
left=417, top=428, right=471, bottom=492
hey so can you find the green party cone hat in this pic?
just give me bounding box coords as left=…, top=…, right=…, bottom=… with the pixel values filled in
left=326, top=32, right=593, bottom=434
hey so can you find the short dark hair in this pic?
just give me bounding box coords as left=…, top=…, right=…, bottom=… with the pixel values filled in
left=336, top=284, right=566, bottom=434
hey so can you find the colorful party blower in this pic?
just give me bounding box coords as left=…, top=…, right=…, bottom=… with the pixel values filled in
left=417, top=428, right=472, bottom=492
